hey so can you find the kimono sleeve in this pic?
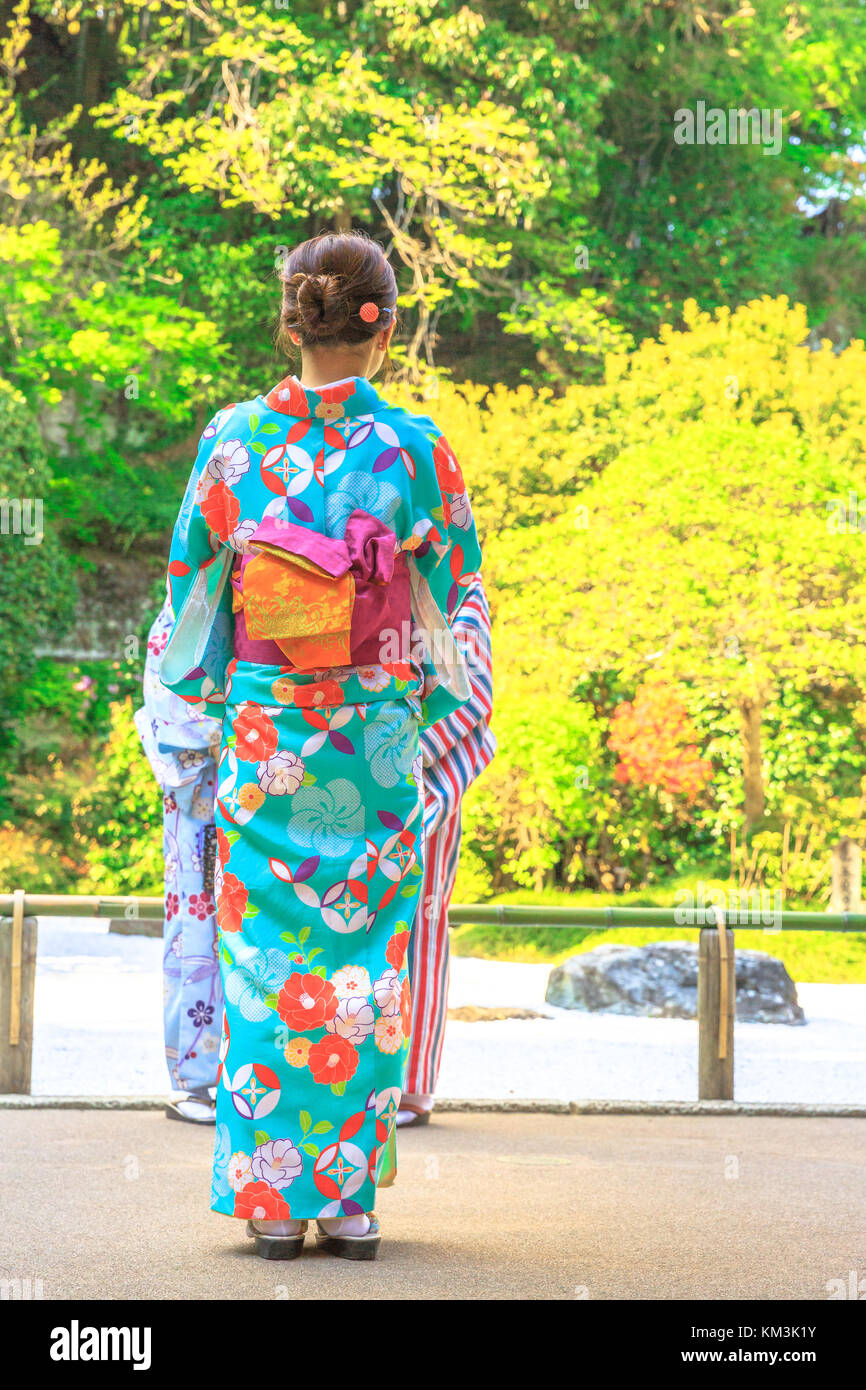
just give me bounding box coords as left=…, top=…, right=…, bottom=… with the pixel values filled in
left=134, top=595, right=221, bottom=816
left=419, top=575, right=493, bottom=766
left=404, top=422, right=483, bottom=729
left=407, top=427, right=482, bottom=623
left=160, top=421, right=234, bottom=709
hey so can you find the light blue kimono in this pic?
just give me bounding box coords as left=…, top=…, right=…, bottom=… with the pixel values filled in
left=135, top=601, right=224, bottom=1095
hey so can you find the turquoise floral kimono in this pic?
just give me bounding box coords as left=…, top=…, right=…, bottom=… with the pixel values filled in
left=161, top=372, right=481, bottom=1221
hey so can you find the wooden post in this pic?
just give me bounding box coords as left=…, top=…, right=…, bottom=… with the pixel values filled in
left=0, top=892, right=39, bottom=1094
left=698, top=906, right=735, bottom=1100
left=830, top=837, right=862, bottom=913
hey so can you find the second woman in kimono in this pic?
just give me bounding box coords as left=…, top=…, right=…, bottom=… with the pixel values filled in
left=159, top=230, right=482, bottom=1261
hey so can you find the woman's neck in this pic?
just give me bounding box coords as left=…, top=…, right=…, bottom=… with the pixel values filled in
left=297, top=371, right=359, bottom=389
left=297, top=348, right=377, bottom=387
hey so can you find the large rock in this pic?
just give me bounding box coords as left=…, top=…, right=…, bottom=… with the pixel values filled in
left=545, top=940, right=805, bottom=1025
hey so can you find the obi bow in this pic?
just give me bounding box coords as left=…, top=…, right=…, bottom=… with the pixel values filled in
left=236, top=508, right=405, bottom=669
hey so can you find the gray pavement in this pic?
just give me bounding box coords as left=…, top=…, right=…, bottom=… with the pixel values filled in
left=1, top=1109, right=863, bottom=1300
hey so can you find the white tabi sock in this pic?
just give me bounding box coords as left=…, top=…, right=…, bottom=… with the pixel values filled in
left=318, top=1214, right=371, bottom=1237
left=252, top=1218, right=305, bottom=1236
left=396, top=1092, right=434, bottom=1126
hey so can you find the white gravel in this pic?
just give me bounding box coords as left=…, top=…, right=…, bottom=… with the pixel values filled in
left=27, top=918, right=866, bottom=1105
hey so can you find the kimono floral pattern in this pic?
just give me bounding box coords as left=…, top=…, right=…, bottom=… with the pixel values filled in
left=165, top=373, right=482, bottom=1219
left=135, top=601, right=222, bottom=1095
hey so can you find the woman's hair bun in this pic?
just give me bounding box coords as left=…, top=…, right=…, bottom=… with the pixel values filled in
left=277, top=232, right=398, bottom=353
left=292, top=272, right=351, bottom=337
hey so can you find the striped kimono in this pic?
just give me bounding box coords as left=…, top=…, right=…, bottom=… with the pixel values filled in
left=407, top=578, right=495, bottom=1093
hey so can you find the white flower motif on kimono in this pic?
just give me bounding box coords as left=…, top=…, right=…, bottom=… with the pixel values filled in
left=209, top=438, right=251, bottom=488
left=288, top=778, right=364, bottom=855
left=227, top=1151, right=253, bottom=1191
left=326, top=995, right=375, bottom=1045
left=373, top=966, right=400, bottom=1016
left=251, top=1137, right=303, bottom=1190
left=227, top=516, right=258, bottom=554
left=448, top=490, right=474, bottom=531
left=330, top=964, right=372, bottom=999
left=374, top=1014, right=403, bottom=1054
left=357, top=665, right=390, bottom=692
left=364, top=708, right=416, bottom=789
left=178, top=748, right=207, bottom=770
left=257, top=750, right=305, bottom=795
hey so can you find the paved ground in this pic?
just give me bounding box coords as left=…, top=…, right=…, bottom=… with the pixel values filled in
left=1, top=1109, right=863, bottom=1300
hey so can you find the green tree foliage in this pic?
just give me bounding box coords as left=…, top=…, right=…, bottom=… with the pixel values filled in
left=77, top=698, right=163, bottom=894
left=4, top=2, right=866, bottom=922
left=83, top=0, right=605, bottom=376
left=496, top=413, right=866, bottom=828
left=0, top=1, right=227, bottom=545
left=0, top=377, right=77, bottom=755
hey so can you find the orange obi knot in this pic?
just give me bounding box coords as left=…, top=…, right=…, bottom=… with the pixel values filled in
left=244, top=546, right=354, bottom=668
left=235, top=509, right=405, bottom=670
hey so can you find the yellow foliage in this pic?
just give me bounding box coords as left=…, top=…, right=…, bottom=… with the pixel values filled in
left=605, top=294, right=866, bottom=475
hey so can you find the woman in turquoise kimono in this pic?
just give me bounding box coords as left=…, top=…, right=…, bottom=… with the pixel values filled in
left=160, top=231, right=482, bottom=1260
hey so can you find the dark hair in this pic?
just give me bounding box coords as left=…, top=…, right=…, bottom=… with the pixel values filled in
left=276, top=231, right=399, bottom=367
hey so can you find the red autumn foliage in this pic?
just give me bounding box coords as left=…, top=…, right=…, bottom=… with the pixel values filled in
left=607, top=683, right=713, bottom=804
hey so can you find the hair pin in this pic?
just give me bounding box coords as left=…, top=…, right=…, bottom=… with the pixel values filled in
left=359, top=302, right=394, bottom=323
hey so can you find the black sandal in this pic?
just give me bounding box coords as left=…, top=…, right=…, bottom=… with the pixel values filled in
left=246, top=1219, right=308, bottom=1260
left=315, top=1213, right=380, bottom=1261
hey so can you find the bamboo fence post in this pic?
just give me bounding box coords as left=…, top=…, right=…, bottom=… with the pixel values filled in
left=698, top=903, right=735, bottom=1100
left=0, top=890, right=39, bottom=1094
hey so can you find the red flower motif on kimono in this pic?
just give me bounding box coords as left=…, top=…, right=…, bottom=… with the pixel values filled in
left=433, top=436, right=464, bottom=521
left=233, top=1180, right=291, bottom=1221
left=234, top=702, right=279, bottom=762
left=189, top=891, right=214, bottom=920
left=400, top=976, right=412, bottom=1038
left=276, top=972, right=338, bottom=1030
left=200, top=479, right=240, bottom=543
left=385, top=930, right=410, bottom=971
left=294, top=681, right=345, bottom=710
left=217, top=872, right=248, bottom=932
left=307, top=1035, right=359, bottom=1087
left=165, top=892, right=179, bottom=922
left=216, top=827, right=232, bottom=866
left=317, top=381, right=355, bottom=405
left=265, top=376, right=310, bottom=417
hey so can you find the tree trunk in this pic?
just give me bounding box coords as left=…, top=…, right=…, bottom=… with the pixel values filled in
left=738, top=694, right=766, bottom=829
